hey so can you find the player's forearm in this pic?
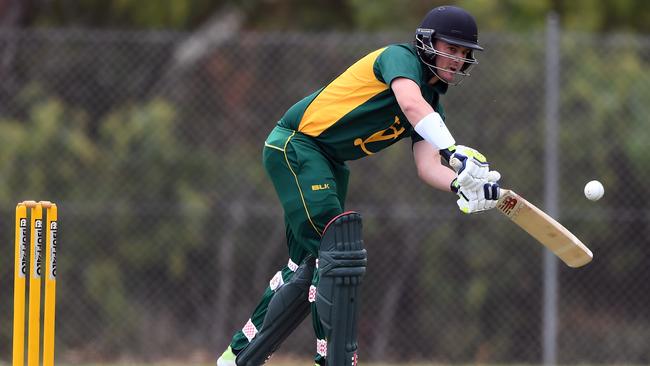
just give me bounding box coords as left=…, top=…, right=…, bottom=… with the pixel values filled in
left=413, top=140, right=456, bottom=192
left=418, top=164, right=456, bottom=192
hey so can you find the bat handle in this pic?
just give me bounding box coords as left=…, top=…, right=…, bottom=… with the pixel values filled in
left=449, top=157, right=462, bottom=172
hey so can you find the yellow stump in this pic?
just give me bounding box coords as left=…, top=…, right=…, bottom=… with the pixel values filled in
left=13, top=200, right=59, bottom=366
left=27, top=202, right=44, bottom=366
left=12, top=203, right=29, bottom=366
left=43, top=203, right=58, bottom=366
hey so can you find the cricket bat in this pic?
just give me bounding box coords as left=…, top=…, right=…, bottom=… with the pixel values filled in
left=496, top=189, right=593, bottom=268
left=448, top=157, right=593, bottom=268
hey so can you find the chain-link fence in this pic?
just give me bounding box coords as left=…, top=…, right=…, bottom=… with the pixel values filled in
left=0, top=24, right=649, bottom=365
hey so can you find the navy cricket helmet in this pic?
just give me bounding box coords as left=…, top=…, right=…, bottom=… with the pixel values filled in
left=415, top=6, right=483, bottom=85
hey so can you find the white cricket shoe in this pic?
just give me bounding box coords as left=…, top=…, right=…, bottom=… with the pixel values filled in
left=217, top=346, right=236, bottom=366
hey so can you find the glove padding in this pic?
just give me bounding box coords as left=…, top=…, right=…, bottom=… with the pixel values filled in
left=448, top=145, right=489, bottom=191
left=454, top=170, right=501, bottom=214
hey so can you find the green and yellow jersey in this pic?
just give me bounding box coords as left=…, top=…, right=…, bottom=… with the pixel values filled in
left=278, top=43, right=448, bottom=162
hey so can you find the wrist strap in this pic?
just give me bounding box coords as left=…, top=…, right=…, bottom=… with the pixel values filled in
left=450, top=178, right=460, bottom=194
left=439, top=146, right=455, bottom=162
left=414, top=112, right=455, bottom=150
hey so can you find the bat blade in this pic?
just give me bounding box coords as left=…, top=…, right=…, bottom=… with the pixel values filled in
left=496, top=189, right=593, bottom=268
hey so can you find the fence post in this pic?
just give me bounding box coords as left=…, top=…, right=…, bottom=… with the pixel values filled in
left=543, top=11, right=560, bottom=366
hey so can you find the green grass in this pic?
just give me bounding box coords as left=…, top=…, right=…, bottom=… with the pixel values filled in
left=6, top=361, right=645, bottom=366
left=3, top=364, right=585, bottom=366
left=0, top=362, right=530, bottom=366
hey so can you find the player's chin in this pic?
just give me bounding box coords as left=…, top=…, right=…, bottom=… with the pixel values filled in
left=439, top=72, right=455, bottom=83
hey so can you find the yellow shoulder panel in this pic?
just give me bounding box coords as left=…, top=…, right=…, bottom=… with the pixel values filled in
left=298, top=47, right=389, bottom=136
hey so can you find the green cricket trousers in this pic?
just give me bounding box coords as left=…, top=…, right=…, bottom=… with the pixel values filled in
left=229, top=125, right=350, bottom=362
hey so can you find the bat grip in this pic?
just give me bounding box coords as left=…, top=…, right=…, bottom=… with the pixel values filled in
left=449, top=157, right=462, bottom=172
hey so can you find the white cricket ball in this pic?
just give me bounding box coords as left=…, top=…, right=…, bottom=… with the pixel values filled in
left=584, top=180, right=604, bottom=201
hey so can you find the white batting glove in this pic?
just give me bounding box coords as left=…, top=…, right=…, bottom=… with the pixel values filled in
left=447, top=145, right=489, bottom=191
left=453, top=170, right=501, bottom=214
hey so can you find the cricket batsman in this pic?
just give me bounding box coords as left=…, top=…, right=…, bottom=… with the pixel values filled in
left=217, top=5, right=501, bottom=366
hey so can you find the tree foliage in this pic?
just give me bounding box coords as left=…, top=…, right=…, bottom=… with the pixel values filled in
left=11, top=0, right=650, bottom=33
